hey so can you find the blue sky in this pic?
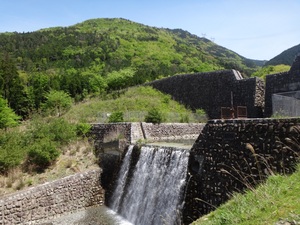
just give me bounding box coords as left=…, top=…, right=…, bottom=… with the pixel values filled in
left=1, top=0, right=299, bottom=60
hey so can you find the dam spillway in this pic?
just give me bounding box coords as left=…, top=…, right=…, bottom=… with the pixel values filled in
left=109, top=145, right=190, bottom=225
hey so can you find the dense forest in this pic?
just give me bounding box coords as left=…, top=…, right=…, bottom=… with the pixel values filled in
left=0, top=18, right=264, bottom=120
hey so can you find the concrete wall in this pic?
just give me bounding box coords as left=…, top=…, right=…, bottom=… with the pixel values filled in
left=0, top=170, right=104, bottom=225
left=183, top=118, right=300, bottom=224
left=148, top=69, right=265, bottom=119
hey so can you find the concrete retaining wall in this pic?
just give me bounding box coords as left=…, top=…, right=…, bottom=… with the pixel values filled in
left=0, top=169, right=104, bottom=225
left=183, top=118, right=300, bottom=224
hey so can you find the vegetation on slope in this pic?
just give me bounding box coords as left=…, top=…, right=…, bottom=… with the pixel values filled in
left=0, top=86, right=204, bottom=195
left=64, top=86, right=205, bottom=123
left=192, top=164, right=300, bottom=225
left=0, top=18, right=262, bottom=119
left=251, top=64, right=290, bottom=80
left=266, top=43, right=300, bottom=66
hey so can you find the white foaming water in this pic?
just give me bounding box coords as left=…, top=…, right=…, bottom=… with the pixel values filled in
left=106, top=208, right=134, bottom=225
left=110, top=145, right=189, bottom=225
left=110, top=145, right=134, bottom=211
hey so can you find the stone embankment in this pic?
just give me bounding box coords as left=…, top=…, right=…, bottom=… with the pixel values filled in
left=183, top=118, right=300, bottom=224
left=0, top=169, right=104, bottom=225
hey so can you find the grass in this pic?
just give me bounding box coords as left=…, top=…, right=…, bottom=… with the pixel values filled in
left=63, top=86, right=207, bottom=123
left=191, top=164, right=300, bottom=225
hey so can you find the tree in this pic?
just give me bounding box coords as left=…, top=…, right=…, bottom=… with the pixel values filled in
left=145, top=108, right=164, bottom=124
left=0, top=97, right=20, bottom=130
left=28, top=73, right=50, bottom=109
left=0, top=53, right=30, bottom=117
left=106, top=68, right=135, bottom=90
left=43, top=90, right=72, bottom=116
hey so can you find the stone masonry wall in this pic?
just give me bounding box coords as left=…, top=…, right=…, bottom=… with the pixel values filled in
left=148, top=69, right=265, bottom=119
left=0, top=169, right=104, bottom=225
left=183, top=118, right=300, bottom=224
left=90, top=123, right=132, bottom=152
left=142, top=122, right=205, bottom=141
left=265, top=55, right=300, bottom=117
left=90, top=122, right=205, bottom=148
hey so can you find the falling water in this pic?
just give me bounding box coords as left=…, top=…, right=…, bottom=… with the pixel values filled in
left=110, top=145, right=134, bottom=211
left=110, top=145, right=190, bottom=225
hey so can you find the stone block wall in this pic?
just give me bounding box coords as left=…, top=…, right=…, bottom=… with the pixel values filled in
left=142, top=122, right=205, bottom=141
left=0, top=170, right=104, bottom=225
left=148, top=69, right=264, bottom=119
left=90, top=123, right=132, bottom=152
left=90, top=122, right=205, bottom=148
left=265, top=55, right=300, bottom=117
left=183, top=118, right=300, bottom=224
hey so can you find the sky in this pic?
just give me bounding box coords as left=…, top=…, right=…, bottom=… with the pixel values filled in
left=0, top=0, right=299, bottom=60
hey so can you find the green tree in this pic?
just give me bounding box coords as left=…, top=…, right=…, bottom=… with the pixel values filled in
left=43, top=90, right=72, bottom=116
left=28, top=73, right=50, bottom=109
left=145, top=108, right=164, bottom=124
left=0, top=97, right=20, bottom=130
left=106, top=68, right=136, bottom=90
left=0, top=53, right=29, bottom=117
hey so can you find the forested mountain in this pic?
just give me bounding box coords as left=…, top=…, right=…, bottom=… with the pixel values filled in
left=266, top=43, right=300, bottom=66
left=0, top=18, right=262, bottom=118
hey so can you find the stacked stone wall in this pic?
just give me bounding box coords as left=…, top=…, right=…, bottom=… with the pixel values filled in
left=265, top=55, right=300, bottom=117
left=0, top=169, right=104, bottom=224
left=90, top=123, right=132, bottom=151
left=90, top=122, right=205, bottom=148
left=183, top=118, right=300, bottom=224
left=148, top=69, right=264, bottom=119
left=141, top=122, right=205, bottom=141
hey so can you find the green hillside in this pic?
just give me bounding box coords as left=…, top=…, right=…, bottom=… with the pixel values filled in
left=251, top=64, right=290, bottom=80
left=266, top=43, right=300, bottom=66
left=0, top=18, right=262, bottom=118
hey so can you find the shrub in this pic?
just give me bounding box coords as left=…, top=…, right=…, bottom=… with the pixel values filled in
left=30, top=117, right=77, bottom=145
left=42, top=90, right=73, bottom=117
left=48, top=118, right=77, bottom=144
left=145, top=108, right=164, bottom=124
left=180, top=113, right=189, bottom=123
left=27, top=139, right=59, bottom=171
left=0, top=131, right=27, bottom=174
left=76, top=123, right=92, bottom=137
left=109, top=111, right=124, bottom=123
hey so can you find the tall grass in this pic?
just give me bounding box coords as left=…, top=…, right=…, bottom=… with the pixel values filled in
left=192, top=164, right=300, bottom=225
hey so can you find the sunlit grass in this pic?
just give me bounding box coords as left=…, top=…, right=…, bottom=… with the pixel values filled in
left=192, top=164, right=300, bottom=225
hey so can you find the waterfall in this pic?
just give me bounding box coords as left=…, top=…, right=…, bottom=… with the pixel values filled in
left=110, top=145, right=189, bottom=225
left=110, top=145, right=134, bottom=211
